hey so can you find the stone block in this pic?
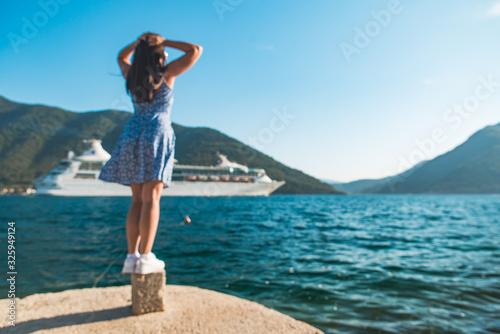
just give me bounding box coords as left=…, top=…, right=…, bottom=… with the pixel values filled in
left=131, top=270, right=166, bottom=315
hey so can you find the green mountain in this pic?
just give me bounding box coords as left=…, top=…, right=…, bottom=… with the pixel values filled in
left=0, top=95, right=341, bottom=194
left=345, top=123, right=500, bottom=194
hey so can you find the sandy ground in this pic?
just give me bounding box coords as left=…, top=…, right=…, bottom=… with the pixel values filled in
left=0, top=285, right=324, bottom=333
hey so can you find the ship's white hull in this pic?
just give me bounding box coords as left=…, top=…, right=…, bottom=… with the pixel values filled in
left=33, top=179, right=285, bottom=197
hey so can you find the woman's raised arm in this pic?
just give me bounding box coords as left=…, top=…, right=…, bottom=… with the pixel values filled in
left=161, top=39, right=203, bottom=86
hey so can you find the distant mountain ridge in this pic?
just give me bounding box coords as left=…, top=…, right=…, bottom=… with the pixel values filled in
left=329, top=161, right=428, bottom=193
left=332, top=123, right=500, bottom=194
left=0, top=95, right=341, bottom=194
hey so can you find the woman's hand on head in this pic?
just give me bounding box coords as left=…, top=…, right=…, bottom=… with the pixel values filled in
left=147, top=34, right=165, bottom=47
left=137, top=33, right=165, bottom=47
left=137, top=33, right=150, bottom=43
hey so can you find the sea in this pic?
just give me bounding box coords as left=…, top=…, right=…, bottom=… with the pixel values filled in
left=1, top=194, right=499, bottom=334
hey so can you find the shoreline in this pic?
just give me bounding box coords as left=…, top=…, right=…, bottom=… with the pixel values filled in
left=1, top=284, right=323, bottom=333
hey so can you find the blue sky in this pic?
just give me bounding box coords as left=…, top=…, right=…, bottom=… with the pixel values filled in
left=2, top=0, right=500, bottom=182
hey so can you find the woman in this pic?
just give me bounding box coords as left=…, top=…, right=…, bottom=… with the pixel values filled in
left=98, top=32, right=203, bottom=274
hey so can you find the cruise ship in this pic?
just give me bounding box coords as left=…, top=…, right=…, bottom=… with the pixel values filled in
left=32, top=139, right=285, bottom=197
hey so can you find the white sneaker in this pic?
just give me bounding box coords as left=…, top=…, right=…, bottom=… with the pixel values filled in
left=135, top=252, right=165, bottom=274
left=122, top=257, right=139, bottom=274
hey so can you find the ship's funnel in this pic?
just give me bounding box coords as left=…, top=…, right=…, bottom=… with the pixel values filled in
left=78, top=139, right=111, bottom=162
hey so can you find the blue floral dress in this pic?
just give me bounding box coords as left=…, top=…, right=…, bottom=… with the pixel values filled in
left=98, top=81, right=176, bottom=188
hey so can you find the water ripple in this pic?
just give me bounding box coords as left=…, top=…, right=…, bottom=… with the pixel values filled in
left=1, top=194, right=499, bottom=333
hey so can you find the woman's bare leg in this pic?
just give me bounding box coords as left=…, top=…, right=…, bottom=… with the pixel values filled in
left=139, top=180, right=164, bottom=254
left=127, top=183, right=143, bottom=254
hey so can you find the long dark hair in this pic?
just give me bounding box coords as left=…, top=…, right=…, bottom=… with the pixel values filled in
left=126, top=39, right=166, bottom=104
